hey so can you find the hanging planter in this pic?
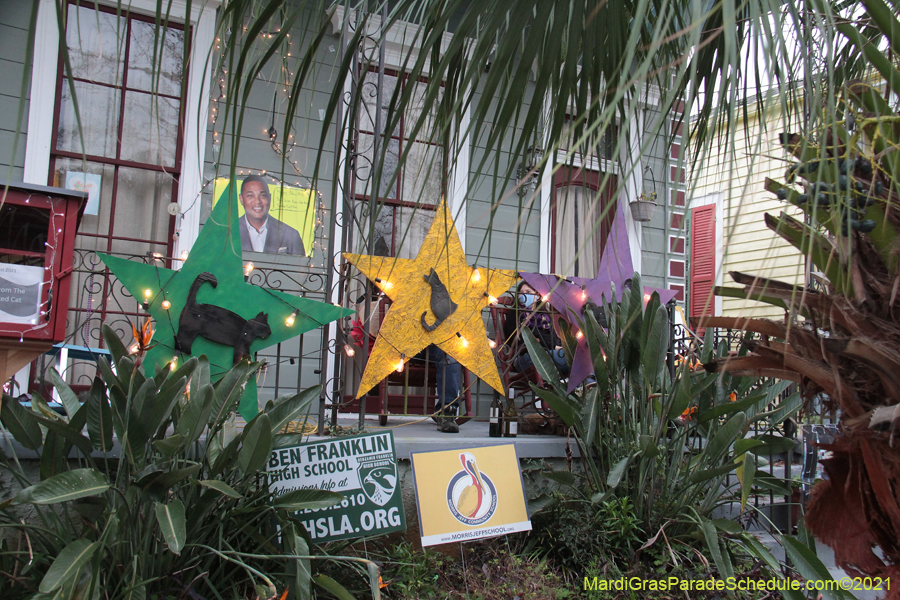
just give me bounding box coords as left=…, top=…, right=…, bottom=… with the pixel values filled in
left=629, top=190, right=658, bottom=222
left=630, top=165, right=660, bottom=222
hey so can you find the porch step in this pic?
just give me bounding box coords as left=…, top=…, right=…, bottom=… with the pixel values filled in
left=311, top=416, right=580, bottom=459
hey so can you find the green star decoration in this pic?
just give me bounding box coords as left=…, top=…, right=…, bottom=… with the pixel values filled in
left=99, top=185, right=352, bottom=420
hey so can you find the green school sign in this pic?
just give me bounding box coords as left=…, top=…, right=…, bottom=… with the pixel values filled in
left=268, top=431, right=406, bottom=542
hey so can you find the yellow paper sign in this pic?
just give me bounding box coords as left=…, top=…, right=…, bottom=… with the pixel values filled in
left=212, top=177, right=315, bottom=257
left=410, top=444, right=531, bottom=546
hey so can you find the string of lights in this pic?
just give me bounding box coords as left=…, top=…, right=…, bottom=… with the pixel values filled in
left=341, top=267, right=511, bottom=369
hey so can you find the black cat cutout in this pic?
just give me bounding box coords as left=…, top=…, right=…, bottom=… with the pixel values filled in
left=420, top=268, right=458, bottom=331
left=174, top=272, right=272, bottom=364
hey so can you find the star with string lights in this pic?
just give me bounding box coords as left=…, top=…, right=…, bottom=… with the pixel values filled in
left=344, top=199, right=518, bottom=398
left=520, top=202, right=678, bottom=392
left=100, top=183, right=352, bottom=419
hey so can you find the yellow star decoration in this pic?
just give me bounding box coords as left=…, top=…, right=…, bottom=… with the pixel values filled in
left=344, top=200, right=518, bottom=398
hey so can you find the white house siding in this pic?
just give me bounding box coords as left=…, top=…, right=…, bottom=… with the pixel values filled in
left=692, top=99, right=806, bottom=320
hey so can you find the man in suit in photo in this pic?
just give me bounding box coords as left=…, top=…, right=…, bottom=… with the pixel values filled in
left=238, top=175, right=306, bottom=256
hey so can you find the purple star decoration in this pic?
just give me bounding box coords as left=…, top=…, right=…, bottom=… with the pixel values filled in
left=520, top=201, right=678, bottom=392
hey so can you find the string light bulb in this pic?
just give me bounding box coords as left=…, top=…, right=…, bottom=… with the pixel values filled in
left=244, top=262, right=254, bottom=276
left=489, top=339, right=497, bottom=349
left=161, top=300, right=171, bottom=310
left=375, top=277, right=393, bottom=290
left=643, top=293, right=651, bottom=304
left=170, top=357, right=178, bottom=371
left=541, top=294, right=550, bottom=303
left=576, top=331, right=583, bottom=340
left=144, top=289, right=152, bottom=299
left=471, top=268, right=481, bottom=282
left=285, top=310, right=298, bottom=326
left=344, top=344, right=355, bottom=357
left=483, top=293, right=498, bottom=305
left=396, top=354, right=405, bottom=373
left=129, top=343, right=139, bottom=355
left=581, top=286, right=587, bottom=301
left=456, top=332, right=469, bottom=348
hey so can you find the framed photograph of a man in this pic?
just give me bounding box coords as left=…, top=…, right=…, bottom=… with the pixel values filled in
left=212, top=177, right=316, bottom=257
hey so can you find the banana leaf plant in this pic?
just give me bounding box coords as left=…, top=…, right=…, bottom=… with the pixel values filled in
left=525, top=272, right=801, bottom=576
left=0, top=324, right=378, bottom=600
left=699, top=0, right=900, bottom=589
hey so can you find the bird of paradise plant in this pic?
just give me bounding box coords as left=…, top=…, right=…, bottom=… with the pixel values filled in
left=129, top=317, right=156, bottom=363
left=524, top=274, right=801, bottom=577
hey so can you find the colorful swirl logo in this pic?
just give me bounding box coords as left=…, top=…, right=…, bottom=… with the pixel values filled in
left=446, top=452, right=498, bottom=526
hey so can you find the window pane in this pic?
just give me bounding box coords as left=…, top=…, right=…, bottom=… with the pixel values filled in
left=127, top=21, right=184, bottom=96
left=54, top=158, right=116, bottom=251
left=401, top=142, right=442, bottom=204
left=358, top=71, right=398, bottom=135
left=559, top=126, right=615, bottom=161
left=351, top=202, right=394, bottom=256
left=120, top=91, right=180, bottom=167
left=66, top=6, right=124, bottom=85
left=106, top=167, right=173, bottom=260
left=371, top=204, right=396, bottom=256
left=56, top=81, right=120, bottom=157
left=555, top=185, right=605, bottom=278
left=395, top=206, right=434, bottom=259
left=354, top=134, right=398, bottom=199
left=352, top=203, right=433, bottom=259
left=406, top=80, right=443, bottom=142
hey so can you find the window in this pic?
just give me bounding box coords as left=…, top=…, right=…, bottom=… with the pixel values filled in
left=49, top=2, right=186, bottom=347
left=689, top=204, right=716, bottom=321
left=352, top=69, right=445, bottom=258
left=550, top=120, right=618, bottom=278
left=551, top=166, right=617, bottom=278
left=559, top=126, right=616, bottom=164
left=342, top=67, right=448, bottom=405
left=51, top=4, right=185, bottom=259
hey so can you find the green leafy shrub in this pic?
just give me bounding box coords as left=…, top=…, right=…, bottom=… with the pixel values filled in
left=529, top=495, right=643, bottom=574
left=457, top=549, right=571, bottom=600
left=370, top=538, right=571, bottom=600
left=378, top=541, right=448, bottom=599
left=0, top=324, right=375, bottom=600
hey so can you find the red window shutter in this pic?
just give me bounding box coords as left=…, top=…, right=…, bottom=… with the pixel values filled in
left=690, top=204, right=716, bottom=328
